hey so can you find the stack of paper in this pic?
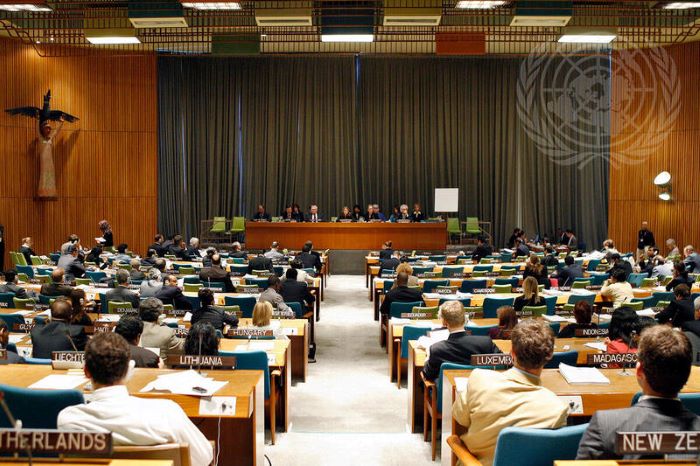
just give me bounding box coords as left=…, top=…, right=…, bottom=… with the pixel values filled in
left=417, top=329, right=450, bottom=352
left=559, top=363, right=610, bottom=385
left=246, top=341, right=275, bottom=351
left=96, top=315, right=121, bottom=322
left=183, top=312, right=192, bottom=322
left=584, top=341, right=608, bottom=352
left=543, top=315, right=575, bottom=323
left=140, top=370, right=227, bottom=396
left=29, top=374, right=87, bottom=389
left=637, top=309, right=656, bottom=317
left=162, top=317, right=179, bottom=326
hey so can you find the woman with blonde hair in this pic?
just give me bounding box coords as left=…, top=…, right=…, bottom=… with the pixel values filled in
left=523, top=253, right=550, bottom=289
left=251, top=301, right=287, bottom=339
left=488, top=306, right=518, bottom=340
left=513, top=276, right=546, bottom=312
left=391, top=262, right=419, bottom=288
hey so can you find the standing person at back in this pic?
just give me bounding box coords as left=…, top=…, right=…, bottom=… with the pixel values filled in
left=57, top=332, right=212, bottom=466
left=452, top=320, right=568, bottom=466
left=637, top=221, right=655, bottom=262
left=422, top=301, right=501, bottom=381
left=577, top=325, right=700, bottom=460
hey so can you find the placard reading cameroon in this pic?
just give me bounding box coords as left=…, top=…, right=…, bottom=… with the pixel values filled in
left=0, top=429, right=112, bottom=455
left=165, top=354, right=237, bottom=368
left=472, top=288, right=495, bottom=294
left=615, top=432, right=700, bottom=455
left=575, top=328, right=608, bottom=337
left=470, top=353, right=513, bottom=366
left=228, top=328, right=274, bottom=338
left=587, top=353, right=638, bottom=366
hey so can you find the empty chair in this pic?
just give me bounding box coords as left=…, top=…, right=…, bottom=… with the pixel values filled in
left=13, top=297, right=35, bottom=309
left=483, top=296, right=515, bottom=318
left=493, top=284, right=512, bottom=294
left=562, top=292, right=596, bottom=312
left=224, top=296, right=257, bottom=318
left=16, top=265, right=34, bottom=279
left=0, top=313, right=25, bottom=329
left=460, top=279, right=487, bottom=293
left=466, top=324, right=498, bottom=336
left=545, top=351, right=579, bottom=368
left=543, top=295, right=558, bottom=315
left=0, top=292, right=15, bottom=308
left=627, top=273, right=646, bottom=288
left=0, top=384, right=84, bottom=428
left=86, top=271, right=107, bottom=282
left=396, top=326, right=432, bottom=388
left=473, top=264, right=493, bottom=273
left=442, top=266, right=464, bottom=278
left=522, top=305, right=547, bottom=317
left=246, top=277, right=270, bottom=290
left=389, top=301, right=424, bottom=319
left=494, top=277, right=518, bottom=287
left=423, top=279, right=449, bottom=293
left=429, top=255, right=447, bottom=262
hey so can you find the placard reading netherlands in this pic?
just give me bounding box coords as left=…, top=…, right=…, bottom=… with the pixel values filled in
left=470, top=353, right=513, bottom=366
left=166, top=354, right=236, bottom=368
left=575, top=328, right=608, bottom=337
left=228, top=328, right=274, bottom=337
left=0, top=429, right=112, bottom=455
left=587, top=353, right=638, bottom=366
left=615, top=431, right=700, bottom=455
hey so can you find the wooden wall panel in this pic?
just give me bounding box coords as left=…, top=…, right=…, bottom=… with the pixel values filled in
left=0, top=39, right=157, bottom=265
left=608, top=41, right=700, bottom=253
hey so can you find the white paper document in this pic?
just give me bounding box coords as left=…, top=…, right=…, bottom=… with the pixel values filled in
left=8, top=334, right=25, bottom=344
left=29, top=374, right=87, bottom=390
left=96, top=314, right=121, bottom=322
left=11, top=310, right=33, bottom=316
left=559, top=363, right=610, bottom=385
left=140, top=369, right=227, bottom=396
left=281, top=327, right=298, bottom=336
left=246, top=341, right=275, bottom=351
left=543, top=315, right=575, bottom=323
left=584, top=341, right=608, bottom=352
left=637, top=309, right=656, bottom=317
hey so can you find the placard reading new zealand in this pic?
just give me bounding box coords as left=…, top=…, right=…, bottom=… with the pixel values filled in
left=0, top=429, right=112, bottom=455
left=615, top=432, right=700, bottom=455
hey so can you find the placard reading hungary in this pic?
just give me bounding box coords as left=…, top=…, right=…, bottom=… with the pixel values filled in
left=0, top=429, right=112, bottom=455
left=228, top=328, right=274, bottom=337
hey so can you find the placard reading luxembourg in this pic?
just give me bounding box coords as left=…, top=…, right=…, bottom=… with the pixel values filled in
left=470, top=354, right=513, bottom=366
left=615, top=432, right=700, bottom=455
left=0, top=429, right=112, bottom=455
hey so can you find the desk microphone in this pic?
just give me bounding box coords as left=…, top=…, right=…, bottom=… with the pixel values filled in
left=197, top=331, right=204, bottom=376
left=64, top=328, right=79, bottom=352
left=0, top=390, right=33, bottom=462
left=619, top=330, right=637, bottom=376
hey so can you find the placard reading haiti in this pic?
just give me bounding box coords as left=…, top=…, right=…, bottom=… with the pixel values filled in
left=0, top=429, right=112, bottom=455
left=470, top=353, right=513, bottom=366
left=615, top=432, right=700, bottom=455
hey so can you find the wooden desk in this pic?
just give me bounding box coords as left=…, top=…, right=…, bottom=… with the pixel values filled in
left=0, top=365, right=265, bottom=466
left=245, top=221, right=447, bottom=250
left=440, top=367, right=700, bottom=466
left=0, top=462, right=174, bottom=466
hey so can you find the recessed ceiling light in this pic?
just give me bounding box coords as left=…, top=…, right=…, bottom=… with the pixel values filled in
left=558, top=34, right=616, bottom=44
left=0, top=3, right=51, bottom=12
left=182, top=2, right=241, bottom=10
left=662, top=2, right=700, bottom=9
left=455, top=1, right=506, bottom=9
left=321, top=34, right=374, bottom=43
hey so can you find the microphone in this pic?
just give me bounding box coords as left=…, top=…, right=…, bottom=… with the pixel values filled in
left=619, top=329, right=637, bottom=376
left=197, top=330, right=203, bottom=376
left=0, top=391, right=18, bottom=428
left=64, top=328, right=78, bottom=352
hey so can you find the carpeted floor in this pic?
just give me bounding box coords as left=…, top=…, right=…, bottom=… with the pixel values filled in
left=265, top=275, right=434, bottom=466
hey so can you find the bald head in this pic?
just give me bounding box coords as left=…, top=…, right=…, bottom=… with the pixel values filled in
left=51, top=297, right=73, bottom=321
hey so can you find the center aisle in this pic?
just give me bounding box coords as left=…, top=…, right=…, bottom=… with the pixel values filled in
left=266, top=274, right=434, bottom=466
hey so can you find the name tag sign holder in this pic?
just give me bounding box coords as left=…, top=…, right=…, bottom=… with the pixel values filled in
left=51, top=351, right=85, bottom=370
left=400, top=312, right=434, bottom=320
left=615, top=431, right=700, bottom=457
left=12, top=323, right=35, bottom=333
left=586, top=352, right=638, bottom=369
left=228, top=328, right=274, bottom=338
left=0, top=429, right=112, bottom=458
left=473, top=288, right=495, bottom=294
left=111, top=308, right=138, bottom=315
left=470, top=353, right=513, bottom=368
left=165, top=354, right=237, bottom=370
left=436, top=288, right=457, bottom=295
left=575, top=328, right=609, bottom=338
left=83, top=322, right=115, bottom=335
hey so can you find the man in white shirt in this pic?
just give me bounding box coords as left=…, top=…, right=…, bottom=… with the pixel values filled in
left=58, top=332, right=213, bottom=466
left=264, top=241, right=284, bottom=261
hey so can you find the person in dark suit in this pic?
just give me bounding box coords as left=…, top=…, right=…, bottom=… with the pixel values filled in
left=379, top=252, right=401, bottom=273
left=114, top=315, right=160, bottom=368
left=199, top=254, right=235, bottom=292
left=379, top=241, right=394, bottom=260
left=247, top=254, right=274, bottom=274
left=553, top=255, right=583, bottom=287
left=291, top=203, right=304, bottom=222
left=229, top=242, right=248, bottom=259
left=304, top=204, right=322, bottom=223
left=656, top=284, right=695, bottom=327
left=513, top=277, right=547, bottom=312
left=351, top=204, right=364, bottom=222
left=297, top=243, right=322, bottom=273
left=167, top=235, right=188, bottom=260
left=19, top=237, right=36, bottom=265
left=281, top=204, right=295, bottom=222
left=557, top=301, right=598, bottom=338
left=665, top=261, right=694, bottom=291
left=0, top=270, right=29, bottom=299
left=607, top=253, right=632, bottom=281
left=337, top=206, right=353, bottom=221
left=523, top=254, right=550, bottom=289
left=105, top=270, right=140, bottom=309
left=148, top=234, right=166, bottom=258
left=410, top=203, right=425, bottom=222
left=365, top=204, right=380, bottom=221
left=129, top=259, right=146, bottom=282
left=0, top=321, right=25, bottom=364
left=141, top=249, right=158, bottom=267
left=57, top=245, right=86, bottom=282
left=186, top=237, right=201, bottom=259
left=281, top=268, right=315, bottom=308
left=40, top=268, right=73, bottom=297
left=379, top=272, right=424, bottom=317
left=30, top=298, right=87, bottom=359
left=636, top=221, right=656, bottom=262
left=190, top=288, right=239, bottom=332
left=98, top=220, right=114, bottom=248
left=577, top=325, right=700, bottom=460
left=252, top=204, right=272, bottom=222
left=422, top=300, right=501, bottom=381
left=514, top=238, right=530, bottom=258
left=155, top=275, right=192, bottom=310
left=471, top=237, right=494, bottom=263
left=541, top=246, right=560, bottom=267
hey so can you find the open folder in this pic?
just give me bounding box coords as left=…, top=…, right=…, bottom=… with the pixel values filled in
left=559, top=363, right=610, bottom=385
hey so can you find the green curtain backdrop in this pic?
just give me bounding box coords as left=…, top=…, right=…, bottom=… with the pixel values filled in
left=157, top=55, right=609, bottom=248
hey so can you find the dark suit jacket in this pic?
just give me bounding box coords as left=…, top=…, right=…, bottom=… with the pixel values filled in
left=247, top=256, right=274, bottom=274
left=191, top=305, right=239, bottom=331
left=298, top=252, right=322, bottom=272
left=523, top=266, right=550, bottom=289
left=0, top=350, right=24, bottom=365
left=472, top=244, right=493, bottom=262
left=230, top=250, right=248, bottom=259
left=513, top=295, right=546, bottom=312
left=609, top=261, right=632, bottom=281
left=252, top=212, right=272, bottom=221
left=30, top=320, right=87, bottom=359
left=665, top=275, right=693, bottom=292
left=40, top=282, right=73, bottom=297
left=379, top=285, right=424, bottom=316
left=19, top=245, right=35, bottom=265
left=557, top=264, right=584, bottom=287
left=422, top=331, right=501, bottom=381
left=410, top=212, right=425, bottom=222
left=58, top=256, right=86, bottom=281
left=637, top=230, right=656, bottom=250
left=304, top=213, right=323, bottom=223
left=130, top=270, right=146, bottom=282
left=155, top=285, right=192, bottom=310
left=148, top=243, right=166, bottom=257
left=280, top=280, right=315, bottom=307
left=199, top=266, right=235, bottom=292
left=656, top=297, right=695, bottom=327
left=379, top=257, right=400, bottom=272
left=0, top=282, right=28, bottom=299
left=129, top=344, right=160, bottom=368
left=105, top=286, right=140, bottom=309
left=557, top=322, right=598, bottom=338
left=577, top=398, right=700, bottom=460
left=168, top=245, right=188, bottom=260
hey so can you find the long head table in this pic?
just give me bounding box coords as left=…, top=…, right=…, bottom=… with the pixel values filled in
left=245, top=221, right=447, bottom=250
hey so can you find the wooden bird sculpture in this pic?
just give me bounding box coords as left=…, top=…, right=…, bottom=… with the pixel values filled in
left=5, top=90, right=79, bottom=199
